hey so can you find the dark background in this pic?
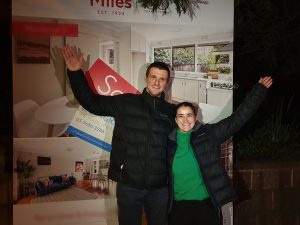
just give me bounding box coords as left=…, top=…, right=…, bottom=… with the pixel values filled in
left=232, top=0, right=300, bottom=161
left=233, top=0, right=300, bottom=123
left=0, top=0, right=13, bottom=225
left=1, top=0, right=300, bottom=224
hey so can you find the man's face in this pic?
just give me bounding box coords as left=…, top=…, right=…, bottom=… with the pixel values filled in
left=145, top=67, right=169, bottom=97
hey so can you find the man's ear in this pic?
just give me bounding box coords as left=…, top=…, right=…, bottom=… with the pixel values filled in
left=175, top=117, right=178, bottom=126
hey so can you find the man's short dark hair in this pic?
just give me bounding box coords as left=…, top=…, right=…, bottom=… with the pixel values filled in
left=146, top=61, right=171, bottom=80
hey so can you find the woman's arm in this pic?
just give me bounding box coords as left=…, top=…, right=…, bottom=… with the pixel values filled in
left=211, top=76, right=273, bottom=144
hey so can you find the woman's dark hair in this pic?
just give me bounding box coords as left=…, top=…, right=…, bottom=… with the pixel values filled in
left=176, top=101, right=196, bottom=116
left=146, top=61, right=170, bottom=80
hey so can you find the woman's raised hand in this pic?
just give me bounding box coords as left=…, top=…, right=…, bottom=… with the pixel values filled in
left=259, top=76, right=273, bottom=89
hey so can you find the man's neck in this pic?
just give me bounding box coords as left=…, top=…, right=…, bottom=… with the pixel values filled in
left=145, top=88, right=162, bottom=97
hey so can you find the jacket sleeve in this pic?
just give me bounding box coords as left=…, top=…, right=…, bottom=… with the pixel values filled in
left=67, top=69, right=121, bottom=117
left=211, top=83, right=268, bottom=144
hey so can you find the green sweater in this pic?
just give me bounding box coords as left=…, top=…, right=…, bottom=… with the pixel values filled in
left=172, top=129, right=209, bottom=200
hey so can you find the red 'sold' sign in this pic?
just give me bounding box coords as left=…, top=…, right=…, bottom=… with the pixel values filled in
left=85, top=59, right=140, bottom=96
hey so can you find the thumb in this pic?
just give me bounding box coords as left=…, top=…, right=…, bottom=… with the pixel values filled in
left=79, top=53, right=85, bottom=65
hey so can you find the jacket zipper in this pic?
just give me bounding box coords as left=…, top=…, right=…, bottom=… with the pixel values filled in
left=190, top=137, right=218, bottom=209
left=144, top=98, right=156, bottom=188
left=169, top=145, right=176, bottom=213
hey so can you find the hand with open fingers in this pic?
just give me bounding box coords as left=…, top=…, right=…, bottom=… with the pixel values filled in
left=61, top=45, right=85, bottom=71
left=259, top=76, right=273, bottom=89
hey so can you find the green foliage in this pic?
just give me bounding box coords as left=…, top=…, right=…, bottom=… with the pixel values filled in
left=236, top=97, right=300, bottom=160
left=173, top=46, right=194, bottom=65
left=215, top=54, right=229, bottom=64
left=197, top=45, right=228, bottom=72
left=14, top=160, right=36, bottom=179
left=154, top=48, right=171, bottom=64
left=197, top=47, right=214, bottom=72
left=137, top=0, right=209, bottom=20
left=216, top=66, right=231, bottom=74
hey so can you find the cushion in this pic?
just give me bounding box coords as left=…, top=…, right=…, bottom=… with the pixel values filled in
left=62, top=175, right=68, bottom=182
left=38, top=177, right=49, bottom=187
left=48, top=179, right=53, bottom=185
left=49, top=175, right=62, bottom=183
left=36, top=180, right=45, bottom=189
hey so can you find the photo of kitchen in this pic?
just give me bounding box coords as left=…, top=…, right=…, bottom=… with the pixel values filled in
left=12, top=0, right=234, bottom=224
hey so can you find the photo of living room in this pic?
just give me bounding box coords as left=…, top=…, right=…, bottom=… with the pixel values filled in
left=13, top=137, right=114, bottom=204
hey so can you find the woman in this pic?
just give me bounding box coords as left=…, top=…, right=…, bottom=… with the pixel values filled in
left=167, top=77, right=273, bottom=225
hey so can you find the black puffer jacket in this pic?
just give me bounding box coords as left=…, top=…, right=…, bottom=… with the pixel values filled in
left=167, top=83, right=268, bottom=210
left=68, top=69, right=176, bottom=189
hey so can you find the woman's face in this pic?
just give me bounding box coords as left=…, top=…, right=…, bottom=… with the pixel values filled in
left=175, top=106, right=196, bottom=133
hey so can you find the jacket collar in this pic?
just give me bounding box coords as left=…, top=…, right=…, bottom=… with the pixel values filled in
left=168, top=121, right=202, bottom=141
left=142, top=88, right=165, bottom=105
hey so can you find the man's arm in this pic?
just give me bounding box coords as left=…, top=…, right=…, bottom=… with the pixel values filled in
left=62, top=45, right=119, bottom=117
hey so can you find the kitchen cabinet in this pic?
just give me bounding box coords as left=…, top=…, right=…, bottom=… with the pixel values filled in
left=198, top=80, right=207, bottom=103
left=171, top=78, right=185, bottom=100
left=206, top=88, right=233, bottom=107
left=171, top=78, right=200, bottom=103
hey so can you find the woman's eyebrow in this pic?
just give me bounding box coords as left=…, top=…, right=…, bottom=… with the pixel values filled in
left=176, top=113, right=193, bottom=116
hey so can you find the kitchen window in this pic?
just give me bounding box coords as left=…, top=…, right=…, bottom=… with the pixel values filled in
left=197, top=43, right=229, bottom=73
left=154, top=47, right=171, bottom=64
left=172, top=45, right=195, bottom=72
left=153, top=42, right=231, bottom=73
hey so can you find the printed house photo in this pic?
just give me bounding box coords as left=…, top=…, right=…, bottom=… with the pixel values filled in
left=15, top=35, right=50, bottom=64
left=12, top=0, right=234, bottom=224
left=13, top=137, right=113, bottom=204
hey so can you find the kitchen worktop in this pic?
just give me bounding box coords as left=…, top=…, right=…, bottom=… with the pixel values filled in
left=172, top=72, right=233, bottom=90
left=173, top=72, right=233, bottom=82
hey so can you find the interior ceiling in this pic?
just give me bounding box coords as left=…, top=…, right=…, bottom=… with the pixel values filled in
left=14, top=137, right=108, bottom=159
left=13, top=0, right=233, bottom=42
left=75, top=0, right=233, bottom=42
left=95, top=21, right=233, bottom=42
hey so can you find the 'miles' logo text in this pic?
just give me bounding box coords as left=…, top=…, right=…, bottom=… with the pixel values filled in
left=89, top=0, right=131, bottom=8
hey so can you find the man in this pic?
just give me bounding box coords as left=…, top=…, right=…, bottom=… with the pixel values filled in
left=62, top=45, right=176, bottom=225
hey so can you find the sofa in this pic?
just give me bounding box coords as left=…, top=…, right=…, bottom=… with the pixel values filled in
left=35, top=175, right=76, bottom=196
